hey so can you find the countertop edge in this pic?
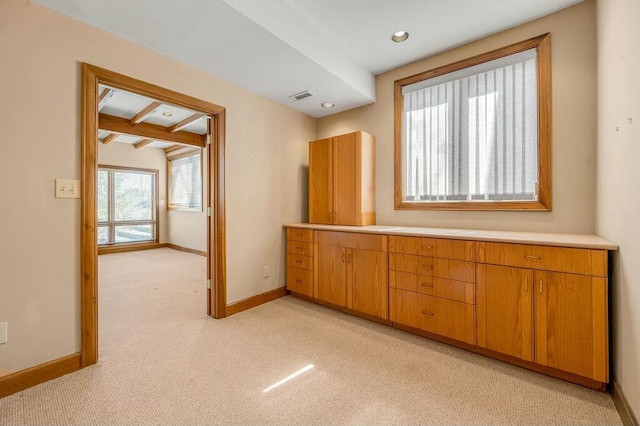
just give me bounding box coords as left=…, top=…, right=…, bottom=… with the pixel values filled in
left=283, top=223, right=619, bottom=251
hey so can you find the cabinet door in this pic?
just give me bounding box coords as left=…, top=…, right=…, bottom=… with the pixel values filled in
left=349, top=248, right=388, bottom=319
left=309, top=138, right=333, bottom=224
left=333, top=132, right=359, bottom=225
left=477, top=264, right=533, bottom=361
left=535, top=271, right=608, bottom=381
left=317, top=245, right=347, bottom=307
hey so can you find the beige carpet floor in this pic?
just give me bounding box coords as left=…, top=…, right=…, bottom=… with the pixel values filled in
left=0, top=248, right=622, bottom=425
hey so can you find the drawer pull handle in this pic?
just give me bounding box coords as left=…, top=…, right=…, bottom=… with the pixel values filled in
left=524, top=278, right=528, bottom=291
left=296, top=246, right=303, bottom=250
left=421, top=263, right=431, bottom=268
left=422, top=311, right=435, bottom=317
left=422, top=246, right=433, bottom=250
left=539, top=280, right=543, bottom=294
left=295, top=260, right=303, bottom=264
left=421, top=283, right=434, bottom=288
left=525, top=255, right=541, bottom=260
left=295, top=279, right=303, bottom=284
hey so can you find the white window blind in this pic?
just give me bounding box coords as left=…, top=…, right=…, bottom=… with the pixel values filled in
left=402, top=48, right=538, bottom=202
left=97, top=167, right=157, bottom=246
left=169, top=151, right=202, bottom=210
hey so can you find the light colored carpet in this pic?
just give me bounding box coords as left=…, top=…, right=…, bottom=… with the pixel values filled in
left=0, top=248, right=622, bottom=425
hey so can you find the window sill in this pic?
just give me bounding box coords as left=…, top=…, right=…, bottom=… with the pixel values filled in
left=394, top=200, right=551, bottom=211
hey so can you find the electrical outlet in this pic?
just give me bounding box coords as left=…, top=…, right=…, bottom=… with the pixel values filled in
left=263, top=266, right=270, bottom=278
left=0, top=322, right=7, bottom=345
left=55, top=179, right=81, bottom=199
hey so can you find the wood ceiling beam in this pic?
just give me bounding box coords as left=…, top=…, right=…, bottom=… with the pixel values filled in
left=164, top=145, right=184, bottom=154
left=98, top=88, right=114, bottom=111
left=99, top=113, right=206, bottom=148
left=130, top=101, right=163, bottom=125
left=134, top=139, right=153, bottom=149
left=101, top=133, right=118, bottom=144
left=169, top=113, right=205, bottom=133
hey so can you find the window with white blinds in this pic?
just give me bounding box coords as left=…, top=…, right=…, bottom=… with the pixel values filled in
left=395, top=35, right=551, bottom=210
left=97, top=166, right=158, bottom=246
left=168, top=150, right=202, bottom=210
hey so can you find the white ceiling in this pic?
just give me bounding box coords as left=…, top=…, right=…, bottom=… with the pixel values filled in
left=36, top=0, right=583, bottom=118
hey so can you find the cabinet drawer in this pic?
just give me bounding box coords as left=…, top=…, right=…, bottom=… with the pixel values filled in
left=287, top=228, right=315, bottom=243
left=389, top=253, right=475, bottom=283
left=287, top=254, right=313, bottom=271
left=286, top=267, right=313, bottom=297
left=287, top=241, right=314, bottom=257
left=390, top=289, right=475, bottom=344
left=389, top=271, right=475, bottom=304
left=389, top=236, right=475, bottom=261
left=318, top=231, right=387, bottom=252
left=477, top=242, right=607, bottom=277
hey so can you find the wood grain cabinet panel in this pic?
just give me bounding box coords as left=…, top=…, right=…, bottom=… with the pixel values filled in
left=286, top=228, right=315, bottom=243
left=286, top=267, right=313, bottom=297
left=309, top=131, right=376, bottom=226
left=390, top=289, right=475, bottom=344
left=287, top=254, right=313, bottom=271
left=389, top=236, right=475, bottom=261
left=287, top=241, right=314, bottom=257
left=389, top=271, right=474, bottom=304
left=476, top=264, right=533, bottom=361
left=389, top=253, right=474, bottom=283
left=317, top=245, right=347, bottom=307
left=316, top=231, right=388, bottom=319
left=477, top=242, right=607, bottom=277
left=535, top=271, right=608, bottom=382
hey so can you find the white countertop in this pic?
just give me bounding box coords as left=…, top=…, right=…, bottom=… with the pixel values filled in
left=284, top=223, right=618, bottom=250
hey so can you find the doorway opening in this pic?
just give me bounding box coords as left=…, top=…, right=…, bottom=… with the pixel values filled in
left=81, top=64, right=227, bottom=368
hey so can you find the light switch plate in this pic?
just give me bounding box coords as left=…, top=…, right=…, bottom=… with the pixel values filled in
left=55, top=179, right=80, bottom=199
left=0, top=322, right=7, bottom=345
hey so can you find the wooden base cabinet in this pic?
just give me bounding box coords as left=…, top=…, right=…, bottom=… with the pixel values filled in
left=285, top=229, right=315, bottom=297
left=315, top=231, right=388, bottom=320
left=477, top=242, right=609, bottom=383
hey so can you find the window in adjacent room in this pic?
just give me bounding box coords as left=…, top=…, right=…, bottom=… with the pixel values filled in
left=97, top=166, right=158, bottom=246
left=168, top=150, right=202, bottom=211
left=394, top=34, right=551, bottom=210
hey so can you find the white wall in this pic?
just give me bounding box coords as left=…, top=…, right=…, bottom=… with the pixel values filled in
left=318, top=1, right=597, bottom=234
left=596, top=0, right=640, bottom=417
left=167, top=147, right=207, bottom=253
left=0, top=0, right=315, bottom=376
left=98, top=141, right=168, bottom=244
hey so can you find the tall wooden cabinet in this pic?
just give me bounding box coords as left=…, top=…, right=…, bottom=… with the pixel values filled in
left=309, top=131, right=376, bottom=226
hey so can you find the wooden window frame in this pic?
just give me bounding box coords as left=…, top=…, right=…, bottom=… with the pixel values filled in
left=167, top=149, right=203, bottom=212
left=97, top=164, right=160, bottom=246
left=394, top=33, right=552, bottom=211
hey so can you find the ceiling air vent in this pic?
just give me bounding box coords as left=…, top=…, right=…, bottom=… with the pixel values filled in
left=289, top=90, right=314, bottom=101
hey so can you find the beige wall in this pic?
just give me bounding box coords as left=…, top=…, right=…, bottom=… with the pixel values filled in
left=167, top=147, right=207, bottom=252
left=318, top=1, right=597, bottom=234
left=596, top=0, right=640, bottom=417
left=98, top=141, right=169, bottom=244
left=0, top=0, right=315, bottom=375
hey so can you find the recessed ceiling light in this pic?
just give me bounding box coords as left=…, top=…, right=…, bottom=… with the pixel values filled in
left=162, top=112, right=173, bottom=117
left=391, top=31, right=409, bottom=43
left=321, top=102, right=335, bottom=108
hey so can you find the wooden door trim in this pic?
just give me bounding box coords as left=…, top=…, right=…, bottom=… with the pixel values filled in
left=81, top=64, right=227, bottom=369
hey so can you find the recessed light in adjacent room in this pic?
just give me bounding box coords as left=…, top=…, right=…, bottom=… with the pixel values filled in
left=391, top=31, right=409, bottom=43
left=162, top=112, right=173, bottom=117
left=321, top=102, right=335, bottom=108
